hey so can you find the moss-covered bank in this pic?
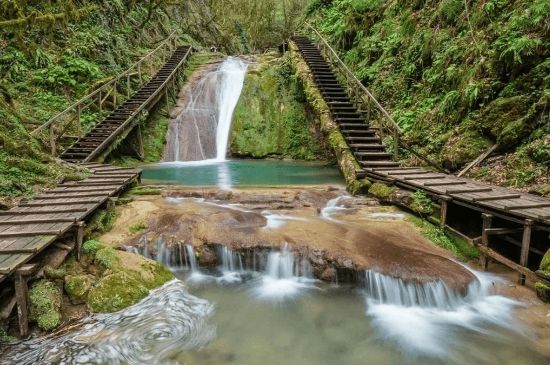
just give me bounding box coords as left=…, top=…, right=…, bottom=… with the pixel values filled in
left=307, top=0, right=549, bottom=193
left=536, top=249, right=550, bottom=303
left=27, top=240, right=173, bottom=332
left=288, top=41, right=371, bottom=194
left=230, top=53, right=326, bottom=160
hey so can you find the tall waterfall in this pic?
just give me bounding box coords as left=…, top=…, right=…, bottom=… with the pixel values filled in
left=163, top=57, right=248, bottom=162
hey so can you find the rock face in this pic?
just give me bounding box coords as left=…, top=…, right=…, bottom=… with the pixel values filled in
left=113, top=187, right=477, bottom=292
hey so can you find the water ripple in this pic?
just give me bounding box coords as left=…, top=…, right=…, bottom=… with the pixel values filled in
left=3, top=280, right=215, bottom=365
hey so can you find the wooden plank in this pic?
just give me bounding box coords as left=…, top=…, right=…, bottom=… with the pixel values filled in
left=0, top=254, right=29, bottom=274
left=505, top=203, right=550, bottom=211
left=0, top=218, right=76, bottom=225
left=447, top=187, right=493, bottom=194
left=423, top=181, right=467, bottom=187
left=0, top=208, right=88, bottom=215
left=403, top=174, right=447, bottom=180
left=457, top=144, right=499, bottom=177
left=0, top=231, right=61, bottom=238
left=473, top=194, right=521, bottom=202
left=20, top=199, right=105, bottom=207
left=384, top=170, right=428, bottom=176
left=49, top=187, right=119, bottom=193
left=33, top=193, right=111, bottom=200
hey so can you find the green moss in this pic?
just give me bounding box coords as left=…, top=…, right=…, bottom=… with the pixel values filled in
left=348, top=178, right=372, bottom=195
left=540, top=249, right=550, bottom=273
left=410, top=190, right=434, bottom=215
left=129, top=187, right=162, bottom=196
left=440, top=129, right=492, bottom=170
left=86, top=208, right=117, bottom=236
left=44, top=265, right=66, bottom=280
left=368, top=182, right=397, bottom=199
left=0, top=327, right=16, bottom=345
left=534, top=281, right=550, bottom=303
left=230, top=56, right=323, bottom=160
left=140, top=262, right=174, bottom=289
left=87, top=271, right=149, bottom=313
left=29, top=280, right=62, bottom=331
left=129, top=221, right=148, bottom=235
left=64, top=274, right=93, bottom=304
left=83, top=239, right=103, bottom=256
left=408, top=216, right=479, bottom=261
left=94, top=247, right=118, bottom=270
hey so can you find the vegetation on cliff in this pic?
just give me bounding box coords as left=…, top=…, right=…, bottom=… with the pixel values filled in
left=230, top=54, right=326, bottom=160
left=307, top=0, right=549, bottom=193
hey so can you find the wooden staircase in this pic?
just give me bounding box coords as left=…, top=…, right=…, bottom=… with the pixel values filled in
left=291, top=35, right=399, bottom=169
left=61, top=46, right=192, bottom=163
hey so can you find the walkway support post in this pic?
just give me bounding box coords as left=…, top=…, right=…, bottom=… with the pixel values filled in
left=14, top=264, right=37, bottom=338
left=480, top=213, right=493, bottom=270
left=519, top=219, right=533, bottom=285
left=439, top=196, right=452, bottom=229
left=75, top=221, right=85, bottom=261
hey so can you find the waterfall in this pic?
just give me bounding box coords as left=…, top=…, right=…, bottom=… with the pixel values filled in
left=163, top=57, right=248, bottom=162
left=363, top=269, right=522, bottom=356
left=217, top=245, right=243, bottom=272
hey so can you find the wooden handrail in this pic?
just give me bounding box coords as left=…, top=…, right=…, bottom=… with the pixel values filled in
left=31, top=31, right=178, bottom=136
left=300, top=22, right=448, bottom=173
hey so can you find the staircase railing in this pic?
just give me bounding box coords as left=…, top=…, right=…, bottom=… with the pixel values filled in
left=300, top=22, right=447, bottom=173
left=31, top=31, right=179, bottom=156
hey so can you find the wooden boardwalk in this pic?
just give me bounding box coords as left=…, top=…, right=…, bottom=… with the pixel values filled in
left=292, top=34, right=550, bottom=283
left=60, top=46, right=192, bottom=163
left=0, top=163, right=140, bottom=283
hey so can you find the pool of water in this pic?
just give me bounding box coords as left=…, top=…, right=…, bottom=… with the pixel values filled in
left=141, top=159, right=344, bottom=187
left=4, top=270, right=547, bottom=365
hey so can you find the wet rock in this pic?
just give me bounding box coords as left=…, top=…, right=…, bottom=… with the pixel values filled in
left=197, top=246, right=217, bottom=266
left=320, top=267, right=336, bottom=282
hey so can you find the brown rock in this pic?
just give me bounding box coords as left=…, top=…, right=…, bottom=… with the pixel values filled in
left=197, top=246, right=217, bottom=266
left=320, top=267, right=336, bottom=282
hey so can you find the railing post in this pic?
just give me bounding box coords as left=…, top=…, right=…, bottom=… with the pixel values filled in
left=393, top=129, right=399, bottom=161
left=76, top=104, right=82, bottom=137
left=127, top=74, right=131, bottom=98
left=138, top=63, right=142, bottom=82
left=99, top=89, right=103, bottom=115
left=113, top=81, right=117, bottom=107
left=49, top=124, right=56, bottom=157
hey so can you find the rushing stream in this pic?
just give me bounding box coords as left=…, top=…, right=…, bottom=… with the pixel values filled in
left=4, top=243, right=547, bottom=365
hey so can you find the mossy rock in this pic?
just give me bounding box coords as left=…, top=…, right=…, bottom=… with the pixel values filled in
left=540, top=249, right=550, bottom=274
left=368, top=182, right=397, bottom=199
left=29, top=280, right=62, bottom=331
left=347, top=178, right=372, bottom=195
left=139, top=262, right=174, bottom=289
left=87, top=271, right=149, bottom=313
left=65, top=274, right=94, bottom=304
left=94, top=246, right=118, bottom=270
left=534, top=282, right=550, bottom=303
left=440, top=130, right=492, bottom=170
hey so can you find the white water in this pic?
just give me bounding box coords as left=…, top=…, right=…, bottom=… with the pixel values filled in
left=4, top=280, right=215, bottom=365
left=215, top=58, right=248, bottom=161
left=363, top=269, right=525, bottom=358
left=163, top=57, right=247, bottom=164
left=320, top=195, right=349, bottom=220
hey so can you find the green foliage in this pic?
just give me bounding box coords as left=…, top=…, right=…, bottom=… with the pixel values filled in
left=65, top=274, right=93, bottom=304
left=368, top=182, right=397, bottom=199
left=231, top=55, right=322, bottom=160
left=95, top=247, right=119, bottom=270
left=129, top=221, right=148, bottom=235
left=87, top=271, right=149, bottom=313
left=29, top=280, right=62, bottom=331
left=0, top=327, right=16, bottom=345
left=410, top=190, right=434, bottom=215
left=308, top=0, right=549, bottom=180
left=408, top=216, right=479, bottom=261
left=83, top=239, right=103, bottom=256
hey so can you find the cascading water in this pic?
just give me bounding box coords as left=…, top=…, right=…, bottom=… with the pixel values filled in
left=163, top=57, right=248, bottom=163
left=362, top=269, right=524, bottom=357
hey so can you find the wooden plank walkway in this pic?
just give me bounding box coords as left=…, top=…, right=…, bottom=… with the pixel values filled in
left=359, top=167, right=550, bottom=226
left=292, top=34, right=550, bottom=284
left=61, top=46, right=192, bottom=163
left=0, top=163, right=140, bottom=283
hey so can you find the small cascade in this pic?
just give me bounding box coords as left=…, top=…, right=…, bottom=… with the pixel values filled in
left=363, top=269, right=522, bottom=356
left=364, top=270, right=464, bottom=309
left=185, top=244, right=198, bottom=272
left=320, top=195, right=348, bottom=219
left=252, top=244, right=316, bottom=300
left=217, top=245, right=243, bottom=272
